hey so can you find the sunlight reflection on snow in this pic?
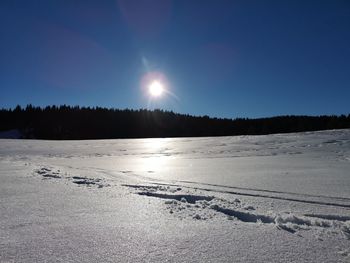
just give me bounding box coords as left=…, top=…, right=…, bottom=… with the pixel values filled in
left=141, top=156, right=170, bottom=174
left=143, top=138, right=166, bottom=152
left=140, top=138, right=171, bottom=174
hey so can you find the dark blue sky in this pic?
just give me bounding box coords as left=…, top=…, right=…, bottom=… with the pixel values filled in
left=1, top=0, right=349, bottom=118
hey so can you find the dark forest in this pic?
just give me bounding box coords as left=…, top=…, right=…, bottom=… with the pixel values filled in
left=1, top=105, right=349, bottom=140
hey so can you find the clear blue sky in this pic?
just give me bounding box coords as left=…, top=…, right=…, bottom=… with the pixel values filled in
left=1, top=0, right=349, bottom=118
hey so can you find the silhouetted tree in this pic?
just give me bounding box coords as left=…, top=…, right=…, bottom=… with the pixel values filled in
left=0, top=105, right=349, bottom=139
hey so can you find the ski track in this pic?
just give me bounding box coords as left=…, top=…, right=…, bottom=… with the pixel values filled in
left=177, top=180, right=350, bottom=202
left=149, top=182, right=350, bottom=209
left=14, top=163, right=350, bottom=240
left=32, top=165, right=350, bottom=209
left=123, top=183, right=350, bottom=238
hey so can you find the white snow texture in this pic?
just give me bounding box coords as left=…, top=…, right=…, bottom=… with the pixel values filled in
left=1, top=129, right=350, bottom=262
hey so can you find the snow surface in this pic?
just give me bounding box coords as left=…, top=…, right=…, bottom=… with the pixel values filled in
left=1, top=129, right=350, bottom=262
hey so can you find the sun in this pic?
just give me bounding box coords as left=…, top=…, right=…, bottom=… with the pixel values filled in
left=149, top=80, right=164, bottom=97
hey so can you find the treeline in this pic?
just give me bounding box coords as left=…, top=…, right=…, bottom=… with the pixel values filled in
left=0, top=105, right=350, bottom=139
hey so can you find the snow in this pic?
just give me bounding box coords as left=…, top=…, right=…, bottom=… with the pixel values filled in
left=1, top=129, right=350, bottom=262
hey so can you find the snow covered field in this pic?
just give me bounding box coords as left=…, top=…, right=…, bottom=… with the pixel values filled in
left=1, top=129, right=350, bottom=262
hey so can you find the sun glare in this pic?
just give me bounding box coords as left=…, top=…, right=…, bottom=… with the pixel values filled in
left=149, top=80, right=164, bottom=97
